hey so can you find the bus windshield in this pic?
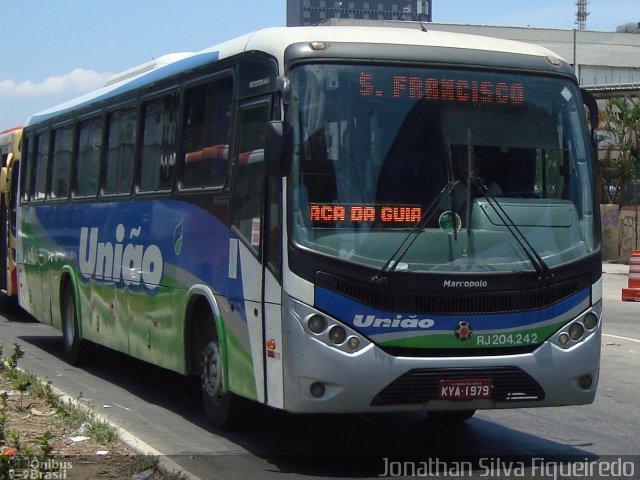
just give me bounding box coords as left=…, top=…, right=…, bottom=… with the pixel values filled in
left=289, top=63, right=598, bottom=273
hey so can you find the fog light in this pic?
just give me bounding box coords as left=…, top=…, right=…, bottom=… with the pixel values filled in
left=579, top=374, right=593, bottom=389
left=568, top=323, right=584, bottom=341
left=583, top=312, right=598, bottom=330
left=310, top=382, right=325, bottom=398
left=307, top=314, right=327, bottom=334
left=558, top=333, right=570, bottom=345
left=328, top=326, right=346, bottom=344
left=347, top=336, right=360, bottom=350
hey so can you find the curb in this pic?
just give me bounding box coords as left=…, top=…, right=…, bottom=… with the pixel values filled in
left=50, top=385, right=202, bottom=480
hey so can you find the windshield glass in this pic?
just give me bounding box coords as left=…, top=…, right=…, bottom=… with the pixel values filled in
left=288, top=64, right=598, bottom=273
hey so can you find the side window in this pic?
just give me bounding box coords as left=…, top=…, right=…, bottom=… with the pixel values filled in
left=75, top=117, right=103, bottom=198
left=105, top=108, right=136, bottom=195
left=140, top=93, right=179, bottom=192
left=182, top=76, right=233, bottom=188
left=231, top=101, right=271, bottom=252
left=50, top=127, right=73, bottom=200
left=31, top=133, right=49, bottom=202
left=19, top=136, right=31, bottom=203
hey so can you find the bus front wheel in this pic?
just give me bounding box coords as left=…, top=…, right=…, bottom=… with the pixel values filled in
left=200, top=315, right=248, bottom=429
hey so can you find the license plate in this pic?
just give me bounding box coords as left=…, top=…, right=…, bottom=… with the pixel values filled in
left=438, top=378, right=492, bottom=400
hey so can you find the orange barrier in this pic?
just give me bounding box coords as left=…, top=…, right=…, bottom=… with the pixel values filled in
left=622, top=250, right=640, bottom=302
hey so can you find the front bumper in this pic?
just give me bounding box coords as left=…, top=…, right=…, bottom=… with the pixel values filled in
left=282, top=297, right=601, bottom=414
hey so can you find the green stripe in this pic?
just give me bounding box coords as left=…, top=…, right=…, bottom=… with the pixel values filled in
left=379, top=322, right=564, bottom=349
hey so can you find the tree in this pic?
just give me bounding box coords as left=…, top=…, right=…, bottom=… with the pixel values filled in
left=601, top=97, right=640, bottom=204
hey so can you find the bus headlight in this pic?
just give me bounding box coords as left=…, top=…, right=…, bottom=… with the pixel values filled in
left=328, top=326, right=346, bottom=345
left=583, top=312, right=598, bottom=330
left=307, top=314, right=327, bottom=334
left=291, top=299, right=370, bottom=354
left=553, top=304, right=601, bottom=349
left=568, top=323, right=584, bottom=341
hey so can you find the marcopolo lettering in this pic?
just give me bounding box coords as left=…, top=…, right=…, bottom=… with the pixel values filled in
left=443, top=280, right=488, bottom=288
left=79, top=224, right=163, bottom=289
left=354, top=314, right=435, bottom=329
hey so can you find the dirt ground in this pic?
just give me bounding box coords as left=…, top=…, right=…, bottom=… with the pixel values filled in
left=1, top=375, right=165, bottom=479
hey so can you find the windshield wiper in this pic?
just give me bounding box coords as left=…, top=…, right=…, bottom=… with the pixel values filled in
left=473, top=178, right=554, bottom=284
left=371, top=180, right=458, bottom=284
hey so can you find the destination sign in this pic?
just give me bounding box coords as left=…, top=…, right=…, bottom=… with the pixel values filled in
left=358, top=72, right=525, bottom=105
left=309, top=203, right=422, bottom=226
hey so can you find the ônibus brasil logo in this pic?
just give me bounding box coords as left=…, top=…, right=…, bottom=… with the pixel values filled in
left=79, top=224, right=163, bottom=289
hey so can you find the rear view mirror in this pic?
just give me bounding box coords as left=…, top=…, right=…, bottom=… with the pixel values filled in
left=264, top=121, right=292, bottom=177
left=580, top=88, right=599, bottom=160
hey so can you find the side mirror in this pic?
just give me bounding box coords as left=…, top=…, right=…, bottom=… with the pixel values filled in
left=264, top=120, right=292, bottom=177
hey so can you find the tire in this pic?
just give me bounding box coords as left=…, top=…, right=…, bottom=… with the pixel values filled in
left=0, top=292, right=15, bottom=315
left=199, top=313, right=250, bottom=429
left=61, top=284, right=92, bottom=365
left=428, top=410, right=476, bottom=423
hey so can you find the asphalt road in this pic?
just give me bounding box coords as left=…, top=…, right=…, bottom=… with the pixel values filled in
left=1, top=264, right=638, bottom=479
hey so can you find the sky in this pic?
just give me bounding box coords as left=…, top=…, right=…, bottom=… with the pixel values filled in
left=1, top=0, right=638, bottom=130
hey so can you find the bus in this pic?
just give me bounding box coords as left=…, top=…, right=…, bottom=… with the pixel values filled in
left=0, top=126, right=22, bottom=313
left=17, top=26, right=601, bottom=428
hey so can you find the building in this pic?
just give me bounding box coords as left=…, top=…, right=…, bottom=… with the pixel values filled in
left=617, top=22, right=640, bottom=34
left=287, top=0, right=432, bottom=26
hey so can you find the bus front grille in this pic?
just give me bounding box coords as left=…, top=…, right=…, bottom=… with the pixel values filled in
left=317, top=272, right=588, bottom=315
left=371, top=366, right=545, bottom=406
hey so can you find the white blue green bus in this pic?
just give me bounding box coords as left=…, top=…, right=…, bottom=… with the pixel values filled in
left=17, top=26, right=601, bottom=428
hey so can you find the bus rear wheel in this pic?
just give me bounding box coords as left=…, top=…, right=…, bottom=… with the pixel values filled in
left=428, top=410, right=476, bottom=423
left=199, top=314, right=249, bottom=429
left=0, top=292, right=15, bottom=314
left=61, top=284, right=91, bottom=365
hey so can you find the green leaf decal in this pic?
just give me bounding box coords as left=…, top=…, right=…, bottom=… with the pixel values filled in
left=174, top=218, right=184, bottom=255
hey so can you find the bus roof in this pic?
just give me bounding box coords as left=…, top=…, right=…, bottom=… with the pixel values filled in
left=0, top=126, right=23, bottom=135
left=26, top=26, right=565, bottom=126
left=242, top=25, right=563, bottom=60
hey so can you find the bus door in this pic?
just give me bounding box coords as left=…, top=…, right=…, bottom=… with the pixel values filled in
left=229, top=97, right=283, bottom=407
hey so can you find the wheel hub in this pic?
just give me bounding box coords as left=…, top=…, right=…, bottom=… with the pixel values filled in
left=202, top=341, right=223, bottom=400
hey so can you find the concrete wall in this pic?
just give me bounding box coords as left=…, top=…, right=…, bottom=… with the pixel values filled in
left=620, top=206, right=640, bottom=260
left=601, top=205, right=640, bottom=262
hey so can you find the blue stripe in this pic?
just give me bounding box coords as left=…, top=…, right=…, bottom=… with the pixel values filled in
left=315, top=286, right=589, bottom=335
